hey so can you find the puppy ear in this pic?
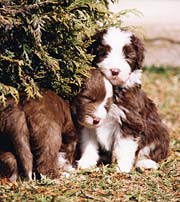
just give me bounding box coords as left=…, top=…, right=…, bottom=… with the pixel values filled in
left=87, top=30, right=109, bottom=66
left=131, top=35, right=145, bottom=69
left=87, top=31, right=105, bottom=55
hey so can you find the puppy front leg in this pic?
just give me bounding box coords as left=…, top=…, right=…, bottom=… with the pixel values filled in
left=59, top=130, right=77, bottom=171
left=113, top=135, right=138, bottom=173
left=78, top=128, right=99, bottom=169
left=62, top=118, right=78, bottom=165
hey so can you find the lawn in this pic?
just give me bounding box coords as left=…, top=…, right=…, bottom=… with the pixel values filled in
left=0, top=67, right=179, bottom=202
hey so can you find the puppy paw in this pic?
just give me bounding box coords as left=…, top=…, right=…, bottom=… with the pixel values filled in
left=57, top=152, right=75, bottom=172
left=32, top=172, right=46, bottom=180
left=78, top=158, right=97, bottom=169
left=28, top=171, right=33, bottom=181
left=63, top=164, right=76, bottom=172
left=9, top=172, right=18, bottom=182
left=116, top=161, right=133, bottom=173
left=135, top=159, right=159, bottom=170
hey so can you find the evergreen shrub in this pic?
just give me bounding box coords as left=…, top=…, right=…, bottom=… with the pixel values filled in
left=0, top=0, right=125, bottom=104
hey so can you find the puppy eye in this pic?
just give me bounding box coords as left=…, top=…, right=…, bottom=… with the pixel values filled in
left=81, top=95, right=96, bottom=103
left=89, top=97, right=96, bottom=102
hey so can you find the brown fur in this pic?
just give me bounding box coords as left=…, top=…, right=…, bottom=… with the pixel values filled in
left=73, top=69, right=113, bottom=164
left=0, top=90, right=77, bottom=180
left=114, top=86, right=170, bottom=162
left=74, top=69, right=112, bottom=126
left=82, top=27, right=169, bottom=168
left=87, top=30, right=110, bottom=66
left=123, top=35, right=144, bottom=71
left=87, top=30, right=144, bottom=71
left=0, top=99, right=32, bottom=180
left=0, top=151, right=18, bottom=181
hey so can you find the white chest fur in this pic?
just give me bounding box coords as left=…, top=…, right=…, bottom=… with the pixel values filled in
left=95, top=121, right=115, bottom=151
left=96, top=105, right=121, bottom=151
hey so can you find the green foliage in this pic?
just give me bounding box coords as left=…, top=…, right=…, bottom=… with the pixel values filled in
left=0, top=0, right=125, bottom=103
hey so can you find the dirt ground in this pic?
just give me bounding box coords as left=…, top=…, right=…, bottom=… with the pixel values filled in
left=109, top=0, right=180, bottom=67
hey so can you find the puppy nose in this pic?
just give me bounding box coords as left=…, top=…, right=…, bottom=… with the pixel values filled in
left=111, top=68, right=120, bottom=76
left=93, top=117, right=101, bottom=125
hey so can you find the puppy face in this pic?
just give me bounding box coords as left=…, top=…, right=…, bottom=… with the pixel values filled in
left=75, top=69, right=113, bottom=128
left=88, top=27, right=144, bottom=86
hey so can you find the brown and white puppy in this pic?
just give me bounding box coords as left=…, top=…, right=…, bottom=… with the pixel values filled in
left=88, top=27, right=144, bottom=86
left=79, top=27, right=170, bottom=172
left=0, top=90, right=77, bottom=180
left=74, top=69, right=114, bottom=169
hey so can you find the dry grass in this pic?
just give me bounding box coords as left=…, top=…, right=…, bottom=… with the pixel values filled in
left=0, top=67, right=180, bottom=202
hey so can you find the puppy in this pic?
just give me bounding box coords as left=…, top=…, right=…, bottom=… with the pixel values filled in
left=0, top=90, right=77, bottom=180
left=74, top=69, right=114, bottom=169
left=0, top=98, right=33, bottom=181
left=80, top=27, right=170, bottom=172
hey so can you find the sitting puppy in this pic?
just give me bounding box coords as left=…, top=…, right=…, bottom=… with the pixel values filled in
left=0, top=90, right=77, bottom=180
left=76, top=27, right=170, bottom=172
left=0, top=98, right=33, bottom=181
left=74, top=69, right=114, bottom=169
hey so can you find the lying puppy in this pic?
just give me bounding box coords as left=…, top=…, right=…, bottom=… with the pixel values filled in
left=77, top=27, right=170, bottom=172
left=74, top=69, right=114, bottom=169
left=0, top=90, right=77, bottom=180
